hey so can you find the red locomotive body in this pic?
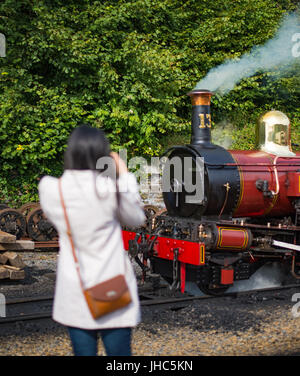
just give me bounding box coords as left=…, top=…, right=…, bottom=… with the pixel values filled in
left=230, top=150, right=300, bottom=218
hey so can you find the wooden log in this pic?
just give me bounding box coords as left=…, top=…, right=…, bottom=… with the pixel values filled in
left=2, top=264, right=25, bottom=279
left=0, top=253, right=8, bottom=264
left=0, top=231, right=16, bottom=243
left=0, top=240, right=35, bottom=251
left=0, top=266, right=9, bottom=279
left=2, top=265, right=21, bottom=270
left=2, top=252, right=26, bottom=269
left=7, top=268, right=25, bottom=280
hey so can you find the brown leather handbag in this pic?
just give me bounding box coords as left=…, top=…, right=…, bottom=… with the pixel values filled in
left=58, top=178, right=132, bottom=320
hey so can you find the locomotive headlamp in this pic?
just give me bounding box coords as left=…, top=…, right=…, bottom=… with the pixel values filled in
left=256, top=110, right=295, bottom=156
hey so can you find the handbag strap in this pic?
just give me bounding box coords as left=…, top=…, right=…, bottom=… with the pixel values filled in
left=58, top=177, right=127, bottom=291
left=58, top=178, right=85, bottom=291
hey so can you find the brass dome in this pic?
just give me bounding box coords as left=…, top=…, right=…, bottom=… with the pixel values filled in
left=260, top=110, right=290, bottom=127
left=256, top=110, right=294, bottom=156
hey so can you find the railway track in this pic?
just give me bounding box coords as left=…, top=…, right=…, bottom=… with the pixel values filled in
left=1, top=295, right=53, bottom=324
left=1, top=283, right=299, bottom=325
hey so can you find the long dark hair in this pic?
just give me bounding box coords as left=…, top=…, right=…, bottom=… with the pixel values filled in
left=64, top=124, right=111, bottom=170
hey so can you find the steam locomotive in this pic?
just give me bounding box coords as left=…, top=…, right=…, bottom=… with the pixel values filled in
left=123, top=89, right=300, bottom=295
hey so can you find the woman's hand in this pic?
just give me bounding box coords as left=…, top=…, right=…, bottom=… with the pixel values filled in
left=110, top=152, right=128, bottom=176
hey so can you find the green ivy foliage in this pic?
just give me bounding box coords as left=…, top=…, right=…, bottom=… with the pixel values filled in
left=0, top=0, right=299, bottom=204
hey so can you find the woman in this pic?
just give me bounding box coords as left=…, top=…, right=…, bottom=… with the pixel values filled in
left=38, top=125, right=146, bottom=356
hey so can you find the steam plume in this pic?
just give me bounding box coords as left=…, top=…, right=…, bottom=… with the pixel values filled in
left=194, top=13, right=300, bottom=94
left=184, top=262, right=286, bottom=296
left=227, top=262, right=285, bottom=293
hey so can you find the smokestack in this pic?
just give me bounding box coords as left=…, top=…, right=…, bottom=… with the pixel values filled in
left=187, top=89, right=213, bottom=146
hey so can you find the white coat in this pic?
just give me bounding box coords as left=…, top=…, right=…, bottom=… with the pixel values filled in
left=38, top=170, right=146, bottom=329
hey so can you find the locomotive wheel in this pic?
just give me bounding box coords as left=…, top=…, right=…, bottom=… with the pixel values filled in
left=143, top=205, right=159, bottom=232
left=26, top=206, right=58, bottom=241
left=0, top=208, right=26, bottom=239
left=144, top=205, right=158, bottom=217
left=18, top=202, right=40, bottom=217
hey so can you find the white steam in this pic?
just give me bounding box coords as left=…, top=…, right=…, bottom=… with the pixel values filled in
left=185, top=262, right=286, bottom=296
left=227, top=262, right=285, bottom=293
left=211, top=120, right=235, bottom=149
left=194, top=13, right=300, bottom=94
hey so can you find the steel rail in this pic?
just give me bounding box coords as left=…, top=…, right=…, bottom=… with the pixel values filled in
left=6, top=295, right=53, bottom=305
left=0, top=283, right=299, bottom=325
left=139, top=283, right=300, bottom=306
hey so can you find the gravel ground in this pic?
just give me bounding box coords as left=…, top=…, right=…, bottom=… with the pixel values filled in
left=0, top=251, right=57, bottom=300
left=0, top=251, right=300, bottom=356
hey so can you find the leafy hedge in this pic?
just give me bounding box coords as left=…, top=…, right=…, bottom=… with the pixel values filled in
left=0, top=0, right=299, bottom=204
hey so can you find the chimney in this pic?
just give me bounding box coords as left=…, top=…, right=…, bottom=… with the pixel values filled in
left=187, top=89, right=213, bottom=146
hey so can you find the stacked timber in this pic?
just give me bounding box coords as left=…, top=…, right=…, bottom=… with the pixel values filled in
left=0, top=231, right=34, bottom=280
